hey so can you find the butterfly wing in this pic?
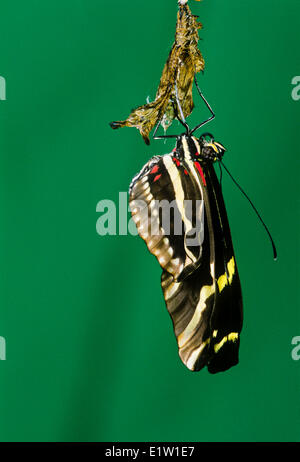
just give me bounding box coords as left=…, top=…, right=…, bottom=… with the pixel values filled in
left=129, top=153, right=204, bottom=282
left=129, top=151, right=243, bottom=373
left=202, top=163, right=243, bottom=373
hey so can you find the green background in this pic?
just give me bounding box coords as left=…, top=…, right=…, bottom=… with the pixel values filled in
left=0, top=0, right=299, bottom=442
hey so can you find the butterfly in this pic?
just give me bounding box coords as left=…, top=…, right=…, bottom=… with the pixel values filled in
left=110, top=0, right=276, bottom=373
left=129, top=94, right=243, bottom=373
left=127, top=76, right=277, bottom=373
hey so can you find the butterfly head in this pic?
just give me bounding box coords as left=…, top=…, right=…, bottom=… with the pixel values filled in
left=198, top=133, right=226, bottom=162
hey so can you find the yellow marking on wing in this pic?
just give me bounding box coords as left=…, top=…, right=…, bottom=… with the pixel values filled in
left=217, top=274, right=228, bottom=292
left=214, top=332, right=239, bottom=354
left=227, top=257, right=235, bottom=279
left=228, top=332, right=239, bottom=342
left=217, top=257, right=235, bottom=293
left=214, top=336, right=227, bottom=353
left=185, top=332, right=239, bottom=370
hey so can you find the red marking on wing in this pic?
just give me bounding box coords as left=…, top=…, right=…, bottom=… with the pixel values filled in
left=154, top=174, right=162, bottom=182
left=173, top=157, right=180, bottom=167
left=172, top=148, right=177, bottom=153
left=194, top=161, right=207, bottom=186
left=150, top=165, right=159, bottom=174
left=195, top=151, right=200, bottom=156
left=184, top=169, right=188, bottom=175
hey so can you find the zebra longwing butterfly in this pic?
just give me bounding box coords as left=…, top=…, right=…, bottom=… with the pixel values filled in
left=129, top=133, right=243, bottom=373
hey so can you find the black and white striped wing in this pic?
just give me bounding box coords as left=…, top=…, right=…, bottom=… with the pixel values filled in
left=129, top=153, right=204, bottom=282
left=129, top=152, right=243, bottom=373
left=161, top=161, right=243, bottom=373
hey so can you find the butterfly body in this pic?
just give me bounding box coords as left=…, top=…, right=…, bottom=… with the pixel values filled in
left=129, top=135, right=243, bottom=373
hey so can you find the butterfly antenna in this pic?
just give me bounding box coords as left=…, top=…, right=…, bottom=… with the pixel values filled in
left=219, top=159, right=277, bottom=261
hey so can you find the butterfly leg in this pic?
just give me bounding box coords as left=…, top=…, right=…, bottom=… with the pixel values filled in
left=190, top=76, right=215, bottom=135
left=152, top=119, right=178, bottom=140
left=153, top=81, right=191, bottom=140
left=173, top=82, right=191, bottom=133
